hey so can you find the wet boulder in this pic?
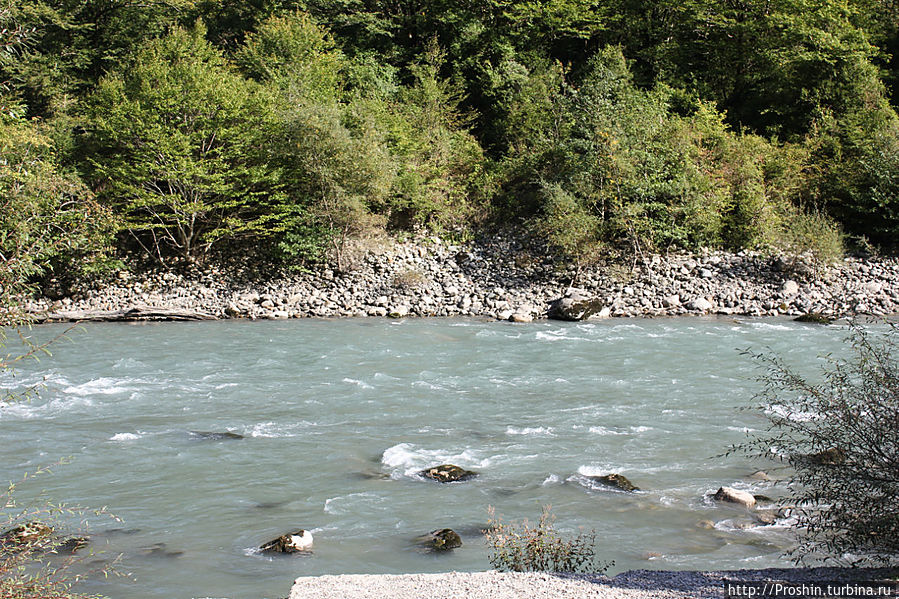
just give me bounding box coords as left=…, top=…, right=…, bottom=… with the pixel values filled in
left=418, top=464, right=477, bottom=483
left=418, top=528, right=462, bottom=551
left=57, top=536, right=89, bottom=554
left=713, top=486, right=756, bottom=508
left=260, top=530, right=313, bottom=554
left=588, top=473, right=640, bottom=492
left=794, top=312, right=833, bottom=325
left=547, top=291, right=606, bottom=321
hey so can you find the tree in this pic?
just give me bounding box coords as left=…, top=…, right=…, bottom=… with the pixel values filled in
left=739, top=323, right=899, bottom=565
left=85, top=22, right=280, bottom=264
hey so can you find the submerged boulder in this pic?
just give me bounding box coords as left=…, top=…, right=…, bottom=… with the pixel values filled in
left=547, top=291, right=606, bottom=321
left=418, top=464, right=478, bottom=483
left=588, top=474, right=640, bottom=492
left=260, top=529, right=314, bottom=554
left=189, top=431, right=244, bottom=440
left=418, top=528, right=462, bottom=551
left=713, top=486, right=756, bottom=508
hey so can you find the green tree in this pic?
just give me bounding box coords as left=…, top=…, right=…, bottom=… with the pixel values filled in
left=85, top=22, right=280, bottom=264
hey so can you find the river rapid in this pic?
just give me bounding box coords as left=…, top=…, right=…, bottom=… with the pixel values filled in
left=0, top=318, right=854, bottom=599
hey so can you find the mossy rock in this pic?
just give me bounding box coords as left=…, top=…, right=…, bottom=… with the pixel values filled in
left=794, top=313, right=833, bottom=325
left=588, top=473, right=640, bottom=492
left=418, top=464, right=478, bottom=483
left=420, top=528, right=462, bottom=551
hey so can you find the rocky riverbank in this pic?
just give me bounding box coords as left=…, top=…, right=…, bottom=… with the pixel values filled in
left=24, top=232, right=899, bottom=322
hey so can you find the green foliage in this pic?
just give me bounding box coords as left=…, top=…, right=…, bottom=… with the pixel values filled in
left=85, top=22, right=280, bottom=264
left=484, top=505, right=611, bottom=574
left=0, top=118, right=114, bottom=314
left=237, top=11, right=344, bottom=101
left=386, top=42, right=486, bottom=232
left=499, top=47, right=844, bottom=262
left=739, top=323, right=899, bottom=565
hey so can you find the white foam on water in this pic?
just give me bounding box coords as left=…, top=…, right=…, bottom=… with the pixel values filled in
left=249, top=421, right=313, bottom=438
left=535, top=331, right=588, bottom=342
left=1, top=395, right=96, bottom=419
left=323, top=492, right=386, bottom=515
left=542, top=474, right=562, bottom=486
left=576, top=464, right=622, bottom=477
left=62, top=377, right=140, bottom=396
left=411, top=380, right=445, bottom=390
left=381, top=442, right=490, bottom=478
left=214, top=383, right=238, bottom=390
left=588, top=426, right=627, bottom=435
left=630, top=426, right=653, bottom=433
left=505, top=426, right=554, bottom=437
left=765, top=404, right=821, bottom=422
left=342, top=378, right=374, bottom=389
left=109, top=432, right=142, bottom=441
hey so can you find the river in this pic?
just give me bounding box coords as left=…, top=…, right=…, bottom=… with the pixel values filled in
left=0, top=317, right=852, bottom=598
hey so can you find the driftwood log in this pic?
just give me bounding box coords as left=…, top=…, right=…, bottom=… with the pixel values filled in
left=41, top=306, right=217, bottom=322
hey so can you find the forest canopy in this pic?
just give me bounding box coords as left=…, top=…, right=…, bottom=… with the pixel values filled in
left=2, top=0, right=898, bottom=285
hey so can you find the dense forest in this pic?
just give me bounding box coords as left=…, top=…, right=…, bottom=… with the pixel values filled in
left=2, top=0, right=899, bottom=297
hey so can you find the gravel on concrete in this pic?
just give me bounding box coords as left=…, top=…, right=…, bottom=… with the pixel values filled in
left=288, top=568, right=897, bottom=599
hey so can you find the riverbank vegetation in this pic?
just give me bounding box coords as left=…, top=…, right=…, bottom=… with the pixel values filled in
left=740, top=323, right=899, bottom=566
left=2, top=1, right=898, bottom=294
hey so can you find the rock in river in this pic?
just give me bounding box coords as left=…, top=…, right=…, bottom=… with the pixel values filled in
left=189, top=431, right=244, bottom=441
left=418, top=528, right=462, bottom=551
left=260, top=530, right=314, bottom=554
left=547, top=290, right=605, bottom=321
left=713, top=486, right=756, bottom=508
left=587, top=473, right=640, bottom=492
left=418, top=464, right=478, bottom=483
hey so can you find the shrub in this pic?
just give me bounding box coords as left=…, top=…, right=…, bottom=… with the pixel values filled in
left=484, top=505, right=611, bottom=574
left=738, top=323, right=899, bottom=565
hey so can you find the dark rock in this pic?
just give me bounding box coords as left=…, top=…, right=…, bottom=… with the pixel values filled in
left=800, top=447, right=846, bottom=466
left=418, top=464, right=478, bottom=483
left=260, top=530, right=313, bottom=554
left=189, top=431, right=244, bottom=441
left=753, top=494, right=773, bottom=503
left=547, top=291, right=605, bottom=321
left=794, top=313, right=834, bottom=324
left=57, top=537, right=90, bottom=554
left=588, top=473, right=640, bottom=492
left=418, top=528, right=462, bottom=551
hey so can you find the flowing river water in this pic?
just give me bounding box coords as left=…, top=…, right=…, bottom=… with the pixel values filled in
left=0, top=317, right=855, bottom=598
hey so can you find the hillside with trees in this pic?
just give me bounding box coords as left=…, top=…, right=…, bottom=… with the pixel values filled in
left=2, top=0, right=898, bottom=293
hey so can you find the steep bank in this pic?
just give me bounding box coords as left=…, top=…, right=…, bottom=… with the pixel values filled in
left=25, top=233, right=899, bottom=322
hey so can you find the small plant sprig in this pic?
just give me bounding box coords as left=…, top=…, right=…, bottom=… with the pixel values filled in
left=484, top=505, right=612, bottom=574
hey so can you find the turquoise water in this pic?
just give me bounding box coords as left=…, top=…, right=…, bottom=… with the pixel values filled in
left=0, top=318, right=852, bottom=598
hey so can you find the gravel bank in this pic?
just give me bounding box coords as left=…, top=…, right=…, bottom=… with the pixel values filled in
left=288, top=568, right=897, bottom=599
left=24, top=232, right=899, bottom=322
